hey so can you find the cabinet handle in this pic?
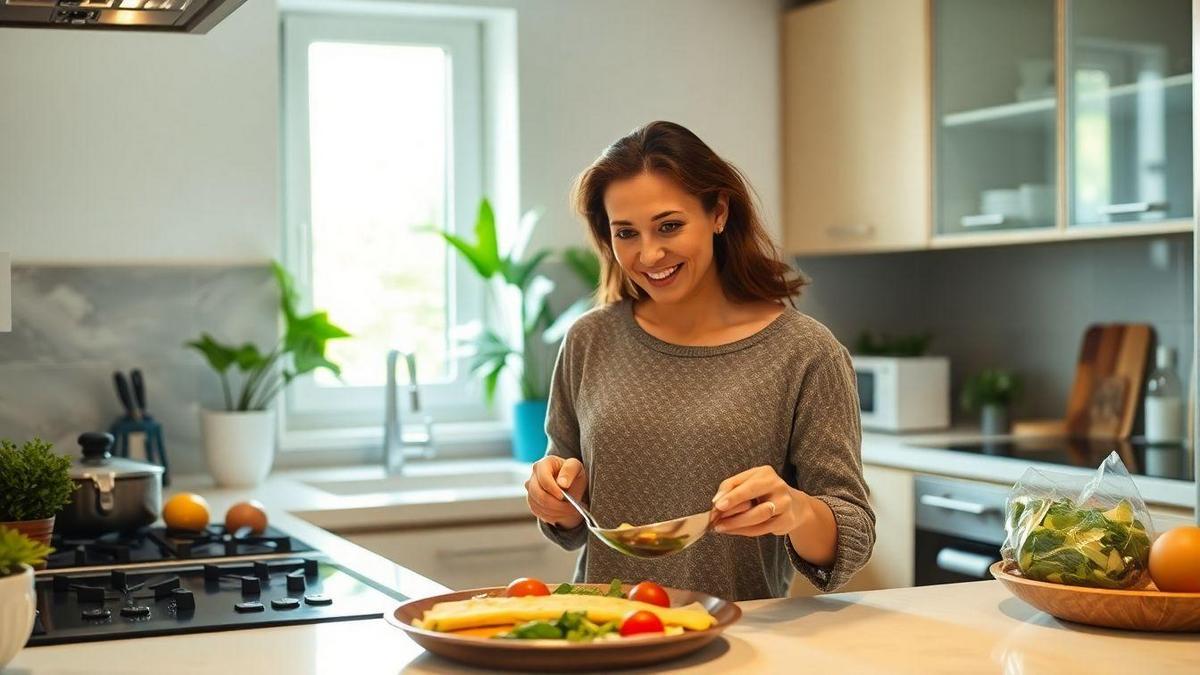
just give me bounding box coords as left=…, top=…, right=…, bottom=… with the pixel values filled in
left=935, top=548, right=996, bottom=578
left=825, top=224, right=875, bottom=239
left=1098, top=201, right=1168, bottom=215
left=919, top=494, right=991, bottom=515
left=960, top=214, right=1006, bottom=228
left=434, top=544, right=547, bottom=560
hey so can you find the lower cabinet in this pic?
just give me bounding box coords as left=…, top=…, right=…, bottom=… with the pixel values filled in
left=790, top=464, right=916, bottom=597
left=345, top=519, right=580, bottom=590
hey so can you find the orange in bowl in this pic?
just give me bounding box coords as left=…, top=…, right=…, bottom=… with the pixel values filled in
left=163, top=492, right=211, bottom=532
left=1150, top=526, right=1200, bottom=593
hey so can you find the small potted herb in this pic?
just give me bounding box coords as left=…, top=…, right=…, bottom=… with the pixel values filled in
left=0, top=527, right=52, bottom=668
left=0, top=438, right=75, bottom=552
left=186, top=262, right=350, bottom=487
left=961, top=369, right=1023, bottom=435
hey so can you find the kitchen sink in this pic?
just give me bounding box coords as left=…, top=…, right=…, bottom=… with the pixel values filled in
left=304, top=467, right=528, bottom=497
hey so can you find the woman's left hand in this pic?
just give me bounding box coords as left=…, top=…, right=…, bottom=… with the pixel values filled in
left=710, top=466, right=807, bottom=536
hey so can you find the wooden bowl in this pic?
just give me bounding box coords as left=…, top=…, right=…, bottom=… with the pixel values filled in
left=991, top=561, right=1200, bottom=632
left=385, top=584, right=741, bottom=671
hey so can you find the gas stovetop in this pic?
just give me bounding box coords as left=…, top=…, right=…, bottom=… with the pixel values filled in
left=29, top=556, right=405, bottom=646
left=45, top=525, right=315, bottom=571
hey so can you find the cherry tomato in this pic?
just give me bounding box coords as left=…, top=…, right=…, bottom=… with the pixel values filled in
left=504, top=577, right=550, bottom=597
left=627, top=581, right=670, bottom=608
left=619, top=610, right=665, bottom=636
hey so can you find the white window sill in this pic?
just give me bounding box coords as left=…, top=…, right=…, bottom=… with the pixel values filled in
left=277, top=420, right=512, bottom=469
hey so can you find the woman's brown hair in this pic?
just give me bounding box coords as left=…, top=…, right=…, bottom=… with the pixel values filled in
left=571, top=120, right=807, bottom=305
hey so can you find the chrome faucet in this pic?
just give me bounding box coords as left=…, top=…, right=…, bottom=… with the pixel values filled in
left=383, top=349, right=436, bottom=474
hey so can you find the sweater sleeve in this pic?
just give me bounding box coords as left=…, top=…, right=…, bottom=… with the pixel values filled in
left=785, top=343, right=876, bottom=592
left=537, top=327, right=589, bottom=551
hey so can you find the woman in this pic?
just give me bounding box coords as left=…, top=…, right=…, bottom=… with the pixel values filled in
left=524, top=121, right=874, bottom=601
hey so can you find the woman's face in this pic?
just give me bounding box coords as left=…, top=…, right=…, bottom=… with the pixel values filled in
left=603, top=171, right=727, bottom=304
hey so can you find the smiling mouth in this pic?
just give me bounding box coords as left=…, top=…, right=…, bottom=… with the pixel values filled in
left=643, top=263, right=682, bottom=281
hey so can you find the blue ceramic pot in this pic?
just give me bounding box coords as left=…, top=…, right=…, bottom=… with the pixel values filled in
left=512, top=399, right=549, bottom=463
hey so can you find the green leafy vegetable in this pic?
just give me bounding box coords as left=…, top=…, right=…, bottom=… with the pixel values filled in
left=550, top=578, right=625, bottom=597
left=494, top=611, right=619, bottom=642
left=1009, top=497, right=1150, bottom=589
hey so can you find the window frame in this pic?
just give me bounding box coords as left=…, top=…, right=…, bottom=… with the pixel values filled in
left=280, top=10, right=493, bottom=435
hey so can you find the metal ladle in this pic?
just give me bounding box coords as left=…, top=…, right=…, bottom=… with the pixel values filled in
left=561, top=491, right=717, bottom=559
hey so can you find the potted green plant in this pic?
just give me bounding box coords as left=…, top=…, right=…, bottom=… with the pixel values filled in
left=437, top=199, right=599, bottom=462
left=0, top=527, right=50, bottom=668
left=186, top=262, right=350, bottom=487
left=961, top=369, right=1023, bottom=435
left=0, top=438, right=74, bottom=553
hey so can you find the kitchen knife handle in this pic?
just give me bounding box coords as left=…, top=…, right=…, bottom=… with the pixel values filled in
left=131, top=369, right=147, bottom=414
left=113, top=371, right=141, bottom=421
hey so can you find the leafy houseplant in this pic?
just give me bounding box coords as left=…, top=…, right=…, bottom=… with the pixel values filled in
left=855, top=331, right=933, bottom=357
left=186, top=262, right=351, bottom=412
left=0, top=527, right=46, bottom=668
left=0, top=527, right=53, bottom=577
left=437, top=199, right=599, bottom=461
left=185, top=262, right=350, bottom=487
left=961, top=369, right=1023, bottom=435
left=0, top=438, right=75, bottom=551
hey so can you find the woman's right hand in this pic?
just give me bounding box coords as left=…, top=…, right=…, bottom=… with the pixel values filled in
left=525, top=455, right=588, bottom=529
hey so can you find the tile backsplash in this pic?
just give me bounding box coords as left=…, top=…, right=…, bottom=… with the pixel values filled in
left=795, top=234, right=1195, bottom=425
left=0, top=265, right=277, bottom=475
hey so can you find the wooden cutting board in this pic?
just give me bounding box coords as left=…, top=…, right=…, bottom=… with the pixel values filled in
left=1018, top=323, right=1153, bottom=440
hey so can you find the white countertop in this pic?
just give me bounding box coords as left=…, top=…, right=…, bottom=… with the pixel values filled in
left=862, top=429, right=1197, bottom=511
left=9, top=458, right=1199, bottom=674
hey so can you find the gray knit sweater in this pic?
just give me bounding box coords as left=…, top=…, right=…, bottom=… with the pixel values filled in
left=538, top=298, right=875, bottom=601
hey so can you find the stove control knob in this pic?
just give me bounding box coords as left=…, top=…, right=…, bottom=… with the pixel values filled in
left=234, top=601, right=265, bottom=613
left=303, top=594, right=332, bottom=606
left=271, top=597, right=301, bottom=610
left=82, top=608, right=112, bottom=621
left=286, top=571, right=306, bottom=592
left=120, top=605, right=151, bottom=619
left=303, top=559, right=319, bottom=577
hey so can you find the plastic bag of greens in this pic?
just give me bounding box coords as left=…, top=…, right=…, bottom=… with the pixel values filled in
left=1001, top=451, right=1154, bottom=589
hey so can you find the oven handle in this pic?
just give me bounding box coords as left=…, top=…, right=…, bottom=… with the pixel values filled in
left=919, top=494, right=992, bottom=515
left=935, top=548, right=997, bottom=578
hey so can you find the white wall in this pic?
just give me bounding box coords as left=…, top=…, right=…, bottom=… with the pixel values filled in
left=0, top=0, right=782, bottom=262
left=0, top=0, right=281, bottom=264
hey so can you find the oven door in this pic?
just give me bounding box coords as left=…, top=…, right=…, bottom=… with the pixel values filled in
left=915, top=530, right=1002, bottom=585
left=913, top=475, right=1007, bottom=586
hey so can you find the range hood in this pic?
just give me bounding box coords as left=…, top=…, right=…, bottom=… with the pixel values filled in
left=0, top=0, right=246, bottom=33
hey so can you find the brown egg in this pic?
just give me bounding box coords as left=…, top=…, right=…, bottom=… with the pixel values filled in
left=224, top=499, right=269, bottom=535
left=1149, top=525, right=1200, bottom=593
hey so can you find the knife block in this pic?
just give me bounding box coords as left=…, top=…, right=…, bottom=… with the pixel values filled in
left=109, top=415, right=171, bottom=485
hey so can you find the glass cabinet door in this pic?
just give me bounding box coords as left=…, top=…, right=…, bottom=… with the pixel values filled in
left=1067, top=0, right=1192, bottom=227
left=933, top=0, right=1058, bottom=236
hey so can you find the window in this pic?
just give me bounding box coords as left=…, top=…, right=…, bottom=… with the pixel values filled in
left=282, top=10, right=490, bottom=433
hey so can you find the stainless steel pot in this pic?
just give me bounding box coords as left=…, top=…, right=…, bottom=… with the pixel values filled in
left=56, top=432, right=164, bottom=536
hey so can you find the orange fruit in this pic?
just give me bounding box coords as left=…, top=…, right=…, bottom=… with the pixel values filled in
left=163, top=492, right=211, bottom=532
left=1149, top=526, right=1200, bottom=593
left=224, top=500, right=269, bottom=535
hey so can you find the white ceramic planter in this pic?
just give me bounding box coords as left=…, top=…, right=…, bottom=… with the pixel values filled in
left=0, top=565, right=35, bottom=669
left=201, top=409, right=276, bottom=488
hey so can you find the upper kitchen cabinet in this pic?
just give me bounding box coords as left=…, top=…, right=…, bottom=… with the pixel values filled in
left=782, top=0, right=930, bottom=255
left=932, top=0, right=1059, bottom=241
left=1066, top=0, right=1193, bottom=230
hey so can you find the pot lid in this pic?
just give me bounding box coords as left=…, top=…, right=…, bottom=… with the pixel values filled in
left=68, top=431, right=164, bottom=480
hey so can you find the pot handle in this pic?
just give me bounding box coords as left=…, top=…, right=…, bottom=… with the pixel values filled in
left=92, top=473, right=116, bottom=514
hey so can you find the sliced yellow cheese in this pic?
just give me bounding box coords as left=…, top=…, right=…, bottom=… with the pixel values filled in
left=414, top=594, right=717, bottom=632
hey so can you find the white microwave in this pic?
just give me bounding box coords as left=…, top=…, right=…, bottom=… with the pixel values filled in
left=851, top=356, right=950, bottom=432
